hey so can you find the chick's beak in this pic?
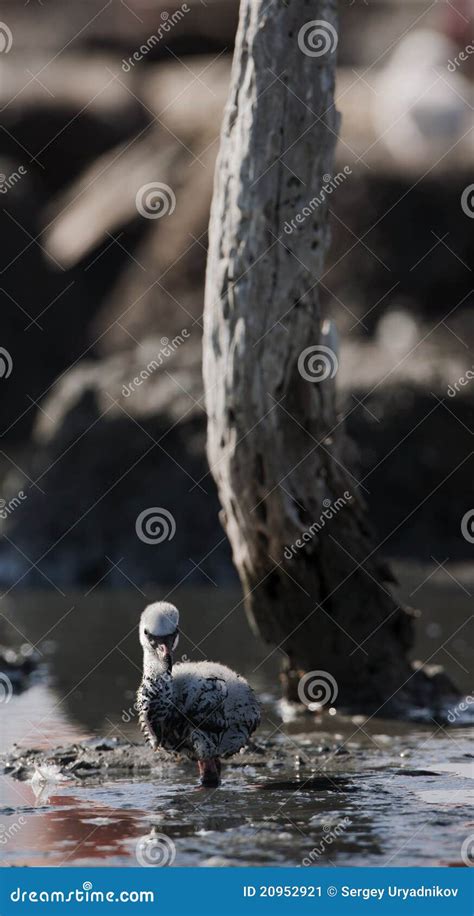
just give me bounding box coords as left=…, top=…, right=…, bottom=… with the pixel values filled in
left=153, top=633, right=175, bottom=670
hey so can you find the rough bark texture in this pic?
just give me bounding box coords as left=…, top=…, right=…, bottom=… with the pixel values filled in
left=203, top=0, right=455, bottom=712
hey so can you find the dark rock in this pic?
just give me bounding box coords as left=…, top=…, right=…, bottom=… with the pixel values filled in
left=391, top=769, right=440, bottom=777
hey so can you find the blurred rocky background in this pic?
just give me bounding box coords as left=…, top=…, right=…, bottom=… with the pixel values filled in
left=0, top=0, right=472, bottom=589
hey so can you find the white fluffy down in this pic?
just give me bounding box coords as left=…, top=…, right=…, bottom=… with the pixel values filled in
left=170, top=660, right=260, bottom=759
left=138, top=603, right=260, bottom=761
left=139, top=601, right=179, bottom=642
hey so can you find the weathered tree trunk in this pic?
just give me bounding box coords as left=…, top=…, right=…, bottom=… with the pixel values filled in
left=203, top=0, right=455, bottom=712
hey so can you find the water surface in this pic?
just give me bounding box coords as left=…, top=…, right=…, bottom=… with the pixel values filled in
left=0, top=567, right=472, bottom=867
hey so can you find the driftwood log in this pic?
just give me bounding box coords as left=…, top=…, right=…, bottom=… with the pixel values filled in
left=203, top=0, right=456, bottom=712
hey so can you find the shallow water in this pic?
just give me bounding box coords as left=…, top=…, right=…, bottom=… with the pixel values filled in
left=0, top=565, right=473, bottom=867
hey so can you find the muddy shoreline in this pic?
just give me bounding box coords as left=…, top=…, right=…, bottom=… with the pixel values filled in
left=0, top=733, right=458, bottom=787
left=0, top=738, right=279, bottom=784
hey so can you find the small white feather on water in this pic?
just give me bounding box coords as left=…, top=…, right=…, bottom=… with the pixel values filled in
left=29, top=764, right=71, bottom=797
